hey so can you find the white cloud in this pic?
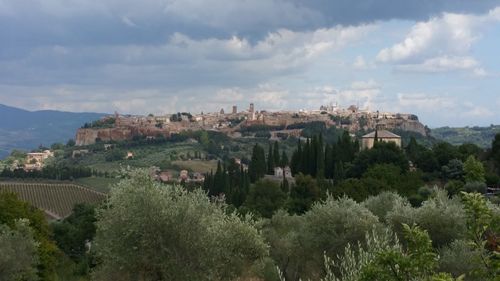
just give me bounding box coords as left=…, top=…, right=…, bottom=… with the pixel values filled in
left=300, top=80, right=381, bottom=110
left=396, top=93, right=456, bottom=111
left=121, top=16, right=137, bottom=27
left=377, top=7, right=500, bottom=73
left=395, top=56, right=479, bottom=73
left=352, top=55, right=375, bottom=70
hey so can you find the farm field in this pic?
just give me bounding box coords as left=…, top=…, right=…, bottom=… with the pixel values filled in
left=0, top=182, right=106, bottom=219
left=75, top=176, right=121, bottom=193
left=171, top=160, right=219, bottom=173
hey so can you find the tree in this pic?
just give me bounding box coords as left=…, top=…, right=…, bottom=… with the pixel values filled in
left=433, top=142, right=461, bottom=167
left=0, top=219, right=39, bottom=281
left=273, top=141, right=281, bottom=167
left=287, top=173, right=320, bottom=214
left=244, top=179, right=287, bottom=218
left=267, top=144, right=275, bottom=174
left=491, top=133, right=500, bottom=174
left=441, top=159, right=464, bottom=181
left=349, top=142, right=409, bottom=178
left=359, top=224, right=440, bottom=281
left=463, top=155, right=485, bottom=183
left=281, top=151, right=289, bottom=167
left=303, top=196, right=381, bottom=279
left=248, top=144, right=267, bottom=183
left=0, top=192, right=58, bottom=281
left=52, top=204, right=97, bottom=262
left=92, top=170, right=268, bottom=281
left=460, top=192, right=500, bottom=279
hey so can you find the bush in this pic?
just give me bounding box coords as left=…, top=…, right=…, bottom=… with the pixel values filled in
left=92, top=170, right=268, bottom=281
left=413, top=190, right=466, bottom=248
left=302, top=196, right=381, bottom=279
left=463, top=181, right=487, bottom=194
left=362, top=192, right=409, bottom=222
left=438, top=240, right=485, bottom=281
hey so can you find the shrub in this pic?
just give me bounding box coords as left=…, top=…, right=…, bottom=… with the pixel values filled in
left=362, top=192, right=409, bottom=222
left=92, top=170, right=268, bottom=281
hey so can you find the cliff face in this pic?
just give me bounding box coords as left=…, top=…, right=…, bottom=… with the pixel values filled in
left=378, top=119, right=427, bottom=136
left=75, top=127, right=170, bottom=146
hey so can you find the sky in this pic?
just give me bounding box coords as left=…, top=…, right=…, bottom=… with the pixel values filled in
left=1, top=0, right=500, bottom=127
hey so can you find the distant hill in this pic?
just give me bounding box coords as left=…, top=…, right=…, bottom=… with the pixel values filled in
left=0, top=104, right=105, bottom=158
left=430, top=125, right=500, bottom=148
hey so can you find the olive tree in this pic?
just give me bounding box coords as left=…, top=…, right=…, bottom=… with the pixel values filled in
left=0, top=219, right=39, bottom=281
left=92, top=170, right=268, bottom=281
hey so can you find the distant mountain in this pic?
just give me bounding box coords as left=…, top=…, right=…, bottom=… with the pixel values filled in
left=0, top=104, right=105, bottom=158
left=430, top=125, right=500, bottom=148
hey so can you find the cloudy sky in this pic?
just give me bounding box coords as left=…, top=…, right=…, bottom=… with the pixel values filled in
left=1, top=0, right=500, bottom=127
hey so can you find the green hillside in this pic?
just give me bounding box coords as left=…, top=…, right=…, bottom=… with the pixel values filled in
left=430, top=125, right=500, bottom=148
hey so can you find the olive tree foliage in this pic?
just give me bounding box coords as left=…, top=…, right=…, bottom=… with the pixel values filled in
left=386, top=189, right=467, bottom=248
left=460, top=192, right=500, bottom=279
left=320, top=224, right=465, bottom=281
left=362, top=191, right=409, bottom=223
left=302, top=196, right=381, bottom=280
left=261, top=210, right=306, bottom=281
left=0, top=219, right=39, bottom=281
left=413, top=189, right=467, bottom=248
left=438, top=240, right=486, bottom=281
left=92, top=170, right=268, bottom=281
left=320, top=228, right=400, bottom=281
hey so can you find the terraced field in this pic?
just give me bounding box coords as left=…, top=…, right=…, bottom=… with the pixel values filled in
left=0, top=182, right=107, bottom=219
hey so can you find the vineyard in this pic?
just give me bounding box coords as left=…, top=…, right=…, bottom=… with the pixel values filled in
left=0, top=182, right=107, bottom=219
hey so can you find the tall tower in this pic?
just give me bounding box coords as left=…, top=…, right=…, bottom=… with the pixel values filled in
left=232, top=105, right=237, bottom=114
left=249, top=103, right=254, bottom=113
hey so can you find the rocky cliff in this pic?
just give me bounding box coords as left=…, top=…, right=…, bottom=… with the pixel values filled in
left=75, top=127, right=170, bottom=146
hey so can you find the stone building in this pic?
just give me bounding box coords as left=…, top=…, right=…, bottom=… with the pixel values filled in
left=361, top=130, right=401, bottom=150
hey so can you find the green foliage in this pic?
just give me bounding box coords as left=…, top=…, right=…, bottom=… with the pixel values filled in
left=445, top=180, right=465, bottom=197
left=359, top=224, right=438, bottom=281
left=433, top=142, right=461, bottom=167
left=438, top=240, right=485, bottom=281
left=491, top=133, right=500, bottom=174
left=463, top=155, right=486, bottom=183
left=287, top=173, right=321, bottom=214
left=261, top=210, right=306, bottom=281
left=0, top=219, right=39, bottom=281
left=92, top=170, right=268, bottom=281
left=414, top=190, right=466, bottom=248
left=244, top=179, right=287, bottom=218
left=460, top=192, right=500, bottom=279
left=52, top=204, right=97, bottom=262
left=362, top=192, right=409, bottom=223
left=104, top=149, right=125, bottom=162
left=321, top=228, right=400, bottom=281
left=0, top=192, right=59, bottom=281
left=432, top=126, right=500, bottom=148
left=349, top=141, right=409, bottom=178
left=303, top=196, right=381, bottom=279
left=248, top=143, right=267, bottom=183
left=82, top=117, right=115, bottom=129
left=441, top=159, right=464, bottom=180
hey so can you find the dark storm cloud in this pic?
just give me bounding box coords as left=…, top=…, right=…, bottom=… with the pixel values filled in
left=1, top=0, right=499, bottom=47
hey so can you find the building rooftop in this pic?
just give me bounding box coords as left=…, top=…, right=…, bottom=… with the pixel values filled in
left=362, top=130, right=400, bottom=139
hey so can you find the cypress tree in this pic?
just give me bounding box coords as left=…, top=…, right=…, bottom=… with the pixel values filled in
left=317, top=133, right=325, bottom=178
left=281, top=151, right=289, bottom=167
left=273, top=141, right=280, bottom=167
left=249, top=143, right=266, bottom=183
left=267, top=144, right=274, bottom=174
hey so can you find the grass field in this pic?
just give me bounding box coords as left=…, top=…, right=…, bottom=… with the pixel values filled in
left=0, top=182, right=106, bottom=219
left=75, top=177, right=121, bottom=193
left=171, top=160, right=219, bottom=173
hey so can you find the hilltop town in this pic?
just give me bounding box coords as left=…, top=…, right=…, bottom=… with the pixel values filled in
left=75, top=103, right=427, bottom=146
